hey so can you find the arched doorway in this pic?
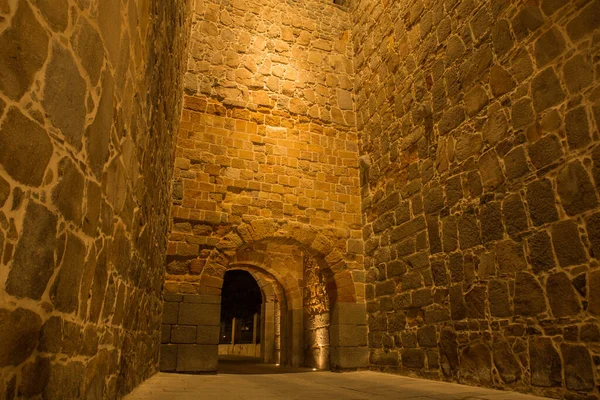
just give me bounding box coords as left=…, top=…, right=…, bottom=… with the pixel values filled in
left=221, top=242, right=332, bottom=370
left=218, top=270, right=263, bottom=361
left=159, top=221, right=368, bottom=373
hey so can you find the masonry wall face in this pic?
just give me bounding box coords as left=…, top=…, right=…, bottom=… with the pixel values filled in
left=352, top=0, right=600, bottom=397
left=164, top=0, right=372, bottom=372
left=0, top=0, right=190, bottom=397
left=167, top=0, right=364, bottom=294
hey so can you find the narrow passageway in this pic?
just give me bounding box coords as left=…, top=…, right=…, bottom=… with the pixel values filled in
left=125, top=371, right=552, bottom=400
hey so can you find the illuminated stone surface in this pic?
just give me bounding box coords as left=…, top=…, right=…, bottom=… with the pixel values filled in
left=1, top=0, right=599, bottom=398
left=0, top=0, right=192, bottom=397
left=126, top=370, right=551, bottom=400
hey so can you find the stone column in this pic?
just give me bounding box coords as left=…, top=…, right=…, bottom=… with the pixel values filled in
left=276, top=301, right=284, bottom=365
left=231, top=317, right=236, bottom=346
left=261, top=300, right=277, bottom=363
left=303, top=254, right=330, bottom=370
left=160, top=294, right=221, bottom=373
left=252, top=313, right=258, bottom=344
left=329, top=302, right=368, bottom=370
left=289, top=308, right=304, bottom=367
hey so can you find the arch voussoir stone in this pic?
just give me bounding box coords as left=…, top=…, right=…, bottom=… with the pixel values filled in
left=249, top=219, right=279, bottom=241
left=216, top=232, right=245, bottom=253
left=282, top=222, right=319, bottom=248
left=324, top=248, right=344, bottom=267
left=310, top=233, right=334, bottom=257
left=198, top=219, right=358, bottom=304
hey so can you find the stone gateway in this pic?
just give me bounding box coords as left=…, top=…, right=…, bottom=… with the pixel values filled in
left=0, top=0, right=599, bottom=399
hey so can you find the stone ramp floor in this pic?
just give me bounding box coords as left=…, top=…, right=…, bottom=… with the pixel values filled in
left=126, top=361, right=551, bottom=400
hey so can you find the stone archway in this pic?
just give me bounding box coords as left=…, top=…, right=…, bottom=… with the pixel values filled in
left=160, top=219, right=368, bottom=373
left=226, top=262, right=292, bottom=366
left=198, top=219, right=358, bottom=302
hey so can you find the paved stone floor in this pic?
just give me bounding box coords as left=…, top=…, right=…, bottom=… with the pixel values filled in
left=126, top=358, right=550, bottom=400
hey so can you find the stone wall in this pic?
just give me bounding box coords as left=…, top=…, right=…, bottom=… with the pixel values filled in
left=352, top=0, right=600, bottom=398
left=303, top=253, right=331, bottom=369
left=166, top=0, right=364, bottom=295
left=164, top=0, right=371, bottom=372
left=160, top=293, right=221, bottom=373
left=0, top=0, right=191, bottom=398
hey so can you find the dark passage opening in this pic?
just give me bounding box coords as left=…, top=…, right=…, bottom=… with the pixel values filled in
left=220, top=270, right=262, bottom=345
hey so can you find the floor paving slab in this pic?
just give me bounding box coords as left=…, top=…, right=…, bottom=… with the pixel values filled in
left=126, top=359, right=552, bottom=400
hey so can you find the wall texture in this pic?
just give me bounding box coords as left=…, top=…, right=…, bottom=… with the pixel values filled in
left=0, top=0, right=191, bottom=398
left=352, top=0, right=600, bottom=398
left=166, top=0, right=363, bottom=294
left=163, top=0, right=370, bottom=372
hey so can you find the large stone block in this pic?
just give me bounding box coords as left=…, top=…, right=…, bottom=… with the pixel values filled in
left=0, top=108, right=53, bottom=187
left=533, top=27, right=565, bottom=67
left=528, top=134, right=564, bottom=170
left=50, top=232, right=87, bottom=313
left=6, top=202, right=57, bottom=300
left=556, top=161, right=599, bottom=216
left=19, top=356, right=51, bottom=397
left=531, top=67, right=565, bottom=113
left=330, top=346, right=368, bottom=369
left=52, top=157, right=85, bottom=224
left=162, top=302, right=179, bottom=325
left=331, top=302, right=367, bottom=326
left=178, top=303, right=221, bottom=326
left=527, top=231, right=556, bottom=274
left=164, top=294, right=183, bottom=302
left=44, top=361, right=85, bottom=399
left=97, top=0, right=121, bottom=65
left=176, top=345, right=218, bottom=372
left=526, top=179, right=558, bottom=226
left=439, top=328, right=459, bottom=376
left=514, top=272, right=546, bottom=316
left=585, top=213, right=600, bottom=258
left=0, top=308, right=42, bottom=367
left=589, top=270, right=600, bottom=316
left=42, top=43, right=87, bottom=150
left=492, top=335, right=521, bottom=384
left=161, top=325, right=171, bottom=344
left=171, top=326, right=197, bottom=344
left=402, top=348, right=425, bottom=369
left=329, top=324, right=368, bottom=347
left=196, top=326, right=220, bottom=345
left=86, top=71, right=114, bottom=178
left=34, top=0, right=68, bottom=32
left=546, top=272, right=581, bottom=317
left=563, top=55, right=593, bottom=94
left=566, top=0, right=600, bottom=41
left=503, top=193, right=529, bottom=237
left=460, top=343, right=492, bottom=385
left=551, top=220, right=587, bottom=267
left=561, top=344, right=595, bottom=391
left=71, top=16, right=104, bottom=85
left=488, top=280, right=512, bottom=318
left=0, top=1, right=49, bottom=100
left=565, top=107, right=591, bottom=150
left=183, top=294, right=221, bottom=304
left=529, top=337, right=562, bottom=387
left=0, top=175, right=9, bottom=208
left=160, top=345, right=177, bottom=372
